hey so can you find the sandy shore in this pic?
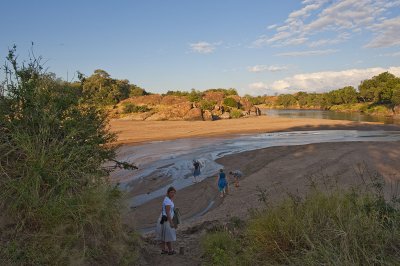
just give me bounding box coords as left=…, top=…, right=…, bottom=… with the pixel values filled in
left=110, top=116, right=400, bottom=144
left=115, top=117, right=400, bottom=230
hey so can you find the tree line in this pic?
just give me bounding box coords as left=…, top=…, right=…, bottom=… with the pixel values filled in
left=275, top=72, right=400, bottom=109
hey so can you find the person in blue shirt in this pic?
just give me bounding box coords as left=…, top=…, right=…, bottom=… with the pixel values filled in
left=217, top=169, right=227, bottom=198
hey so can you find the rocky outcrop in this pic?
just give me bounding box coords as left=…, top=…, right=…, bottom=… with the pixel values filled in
left=203, top=91, right=225, bottom=103
left=117, top=92, right=264, bottom=121
left=123, top=95, right=162, bottom=106
left=184, top=108, right=203, bottom=121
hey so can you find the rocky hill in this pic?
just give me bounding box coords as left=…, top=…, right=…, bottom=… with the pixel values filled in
left=113, top=92, right=262, bottom=121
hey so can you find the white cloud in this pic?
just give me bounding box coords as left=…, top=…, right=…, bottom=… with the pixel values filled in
left=365, top=17, right=400, bottom=48
left=248, top=65, right=288, bottom=73
left=189, top=42, right=219, bottom=54
left=276, top=49, right=338, bottom=57
left=255, top=0, right=400, bottom=49
left=246, top=66, right=400, bottom=95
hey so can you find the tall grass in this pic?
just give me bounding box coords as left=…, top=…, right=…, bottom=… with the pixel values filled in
left=202, top=187, right=400, bottom=265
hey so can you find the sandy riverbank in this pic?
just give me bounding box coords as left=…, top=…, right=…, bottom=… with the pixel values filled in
left=110, top=116, right=400, bottom=144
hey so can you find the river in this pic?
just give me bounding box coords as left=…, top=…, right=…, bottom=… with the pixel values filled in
left=262, top=109, right=400, bottom=124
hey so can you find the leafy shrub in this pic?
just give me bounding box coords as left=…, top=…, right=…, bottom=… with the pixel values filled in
left=122, top=102, right=150, bottom=113
left=200, top=100, right=217, bottom=111
left=230, top=108, right=243, bottom=118
left=223, top=97, right=238, bottom=108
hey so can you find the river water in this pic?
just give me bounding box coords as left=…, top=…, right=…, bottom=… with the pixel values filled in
left=114, top=130, right=400, bottom=207
left=263, top=109, right=400, bottom=124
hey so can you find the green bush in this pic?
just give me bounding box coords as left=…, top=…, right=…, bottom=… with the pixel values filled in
left=122, top=102, right=150, bottom=113
left=0, top=47, right=137, bottom=265
left=230, top=108, right=243, bottom=118
left=200, top=100, right=217, bottom=111
left=223, top=97, right=238, bottom=108
left=201, top=231, right=241, bottom=266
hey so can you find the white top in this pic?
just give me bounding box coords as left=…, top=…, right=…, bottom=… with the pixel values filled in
left=162, top=196, right=174, bottom=218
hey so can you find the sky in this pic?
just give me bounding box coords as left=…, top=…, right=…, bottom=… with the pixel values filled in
left=1, top=0, right=400, bottom=96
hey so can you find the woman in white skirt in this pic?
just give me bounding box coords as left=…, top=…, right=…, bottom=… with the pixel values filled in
left=156, top=186, right=177, bottom=255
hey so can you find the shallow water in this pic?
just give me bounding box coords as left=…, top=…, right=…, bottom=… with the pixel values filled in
left=263, top=109, right=400, bottom=124
left=112, top=130, right=400, bottom=207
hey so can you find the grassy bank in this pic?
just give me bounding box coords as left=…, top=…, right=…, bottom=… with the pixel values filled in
left=202, top=186, right=400, bottom=265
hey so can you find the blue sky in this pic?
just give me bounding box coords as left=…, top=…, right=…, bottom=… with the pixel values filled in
left=1, top=0, right=400, bottom=95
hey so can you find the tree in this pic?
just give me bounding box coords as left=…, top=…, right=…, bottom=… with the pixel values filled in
left=277, top=94, right=297, bottom=108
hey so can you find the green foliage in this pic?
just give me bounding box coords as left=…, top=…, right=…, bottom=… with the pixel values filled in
left=230, top=108, right=243, bottom=118
left=276, top=94, right=297, bottom=108
left=122, top=102, right=150, bottom=113
left=80, top=69, right=146, bottom=106
left=201, top=231, right=241, bottom=265
left=244, top=95, right=265, bottom=105
left=223, top=97, right=238, bottom=108
left=359, top=72, right=400, bottom=104
left=202, top=186, right=400, bottom=265
left=0, top=47, right=137, bottom=264
left=392, top=85, right=400, bottom=105
left=187, top=89, right=203, bottom=102
left=129, top=84, right=149, bottom=97
left=200, top=99, right=217, bottom=111
left=204, top=88, right=238, bottom=96
left=164, top=90, right=189, bottom=97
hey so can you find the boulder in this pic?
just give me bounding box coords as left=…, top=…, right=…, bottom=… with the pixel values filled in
left=203, top=91, right=225, bottom=103
left=203, top=110, right=213, bottom=121
left=220, top=112, right=231, bottom=119
left=184, top=108, right=203, bottom=121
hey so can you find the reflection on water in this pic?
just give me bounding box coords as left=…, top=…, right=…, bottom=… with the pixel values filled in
left=112, top=130, right=400, bottom=207
left=263, top=109, right=400, bottom=124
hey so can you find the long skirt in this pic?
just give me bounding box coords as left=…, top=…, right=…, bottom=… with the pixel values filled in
left=155, top=214, right=176, bottom=242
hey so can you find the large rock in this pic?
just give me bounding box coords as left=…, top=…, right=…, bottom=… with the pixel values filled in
left=203, top=110, right=213, bottom=121
left=220, top=112, right=231, bottom=119
left=184, top=108, right=203, bottom=121
left=167, top=102, right=193, bottom=119
left=203, top=91, right=225, bottom=103
left=239, top=98, right=253, bottom=111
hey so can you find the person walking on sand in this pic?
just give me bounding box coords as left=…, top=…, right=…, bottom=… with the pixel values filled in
left=193, top=160, right=201, bottom=183
left=217, top=169, right=228, bottom=198
left=229, top=170, right=243, bottom=188
left=156, top=186, right=177, bottom=255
